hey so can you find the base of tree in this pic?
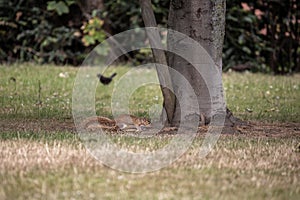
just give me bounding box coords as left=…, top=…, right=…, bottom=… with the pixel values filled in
left=160, top=108, right=248, bottom=134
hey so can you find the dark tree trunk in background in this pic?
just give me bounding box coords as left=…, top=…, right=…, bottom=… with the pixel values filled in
left=78, top=0, right=124, bottom=64
left=78, top=0, right=112, bottom=35
left=77, top=0, right=104, bottom=19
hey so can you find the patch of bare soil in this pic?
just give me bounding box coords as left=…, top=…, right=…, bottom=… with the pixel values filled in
left=0, top=118, right=76, bottom=133
left=237, top=121, right=300, bottom=138
left=0, top=118, right=299, bottom=138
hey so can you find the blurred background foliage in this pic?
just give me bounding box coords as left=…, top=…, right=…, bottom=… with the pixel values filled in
left=0, top=0, right=299, bottom=74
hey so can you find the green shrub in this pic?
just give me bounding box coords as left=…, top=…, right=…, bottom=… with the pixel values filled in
left=224, top=0, right=300, bottom=74
left=0, top=0, right=298, bottom=73
left=0, top=0, right=85, bottom=65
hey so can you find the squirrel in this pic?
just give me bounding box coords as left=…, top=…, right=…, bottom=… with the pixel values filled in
left=82, top=114, right=151, bottom=132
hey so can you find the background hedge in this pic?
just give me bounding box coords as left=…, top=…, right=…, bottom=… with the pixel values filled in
left=0, top=0, right=299, bottom=74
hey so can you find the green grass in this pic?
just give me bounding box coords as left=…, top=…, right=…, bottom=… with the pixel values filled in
left=0, top=63, right=76, bottom=119
left=0, top=63, right=163, bottom=119
left=0, top=63, right=300, bottom=200
left=223, top=72, right=300, bottom=122
left=0, top=63, right=299, bottom=122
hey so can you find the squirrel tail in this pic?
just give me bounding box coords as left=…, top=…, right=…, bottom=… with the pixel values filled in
left=80, top=116, right=117, bottom=131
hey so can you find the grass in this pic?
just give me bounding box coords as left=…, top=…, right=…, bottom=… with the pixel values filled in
left=0, top=131, right=77, bottom=142
left=0, top=63, right=300, bottom=199
left=0, top=63, right=76, bottom=119
left=0, top=63, right=163, bottom=119
left=1, top=135, right=299, bottom=200
left=0, top=63, right=299, bottom=122
left=223, top=72, right=300, bottom=122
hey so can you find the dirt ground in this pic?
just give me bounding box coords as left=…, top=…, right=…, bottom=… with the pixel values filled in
left=0, top=118, right=299, bottom=138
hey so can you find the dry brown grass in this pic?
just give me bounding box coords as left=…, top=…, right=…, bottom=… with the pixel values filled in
left=0, top=139, right=96, bottom=173
left=1, top=132, right=299, bottom=200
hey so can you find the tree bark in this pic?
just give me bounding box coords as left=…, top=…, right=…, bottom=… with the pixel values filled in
left=77, top=0, right=104, bottom=19
left=139, top=0, right=176, bottom=126
left=167, top=0, right=228, bottom=126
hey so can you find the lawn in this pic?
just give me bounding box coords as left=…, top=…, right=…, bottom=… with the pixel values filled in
left=0, top=63, right=299, bottom=200
left=0, top=63, right=299, bottom=122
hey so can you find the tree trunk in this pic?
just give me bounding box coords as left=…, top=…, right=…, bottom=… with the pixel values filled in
left=167, top=0, right=229, bottom=126
left=77, top=0, right=104, bottom=19
left=139, top=0, right=176, bottom=126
